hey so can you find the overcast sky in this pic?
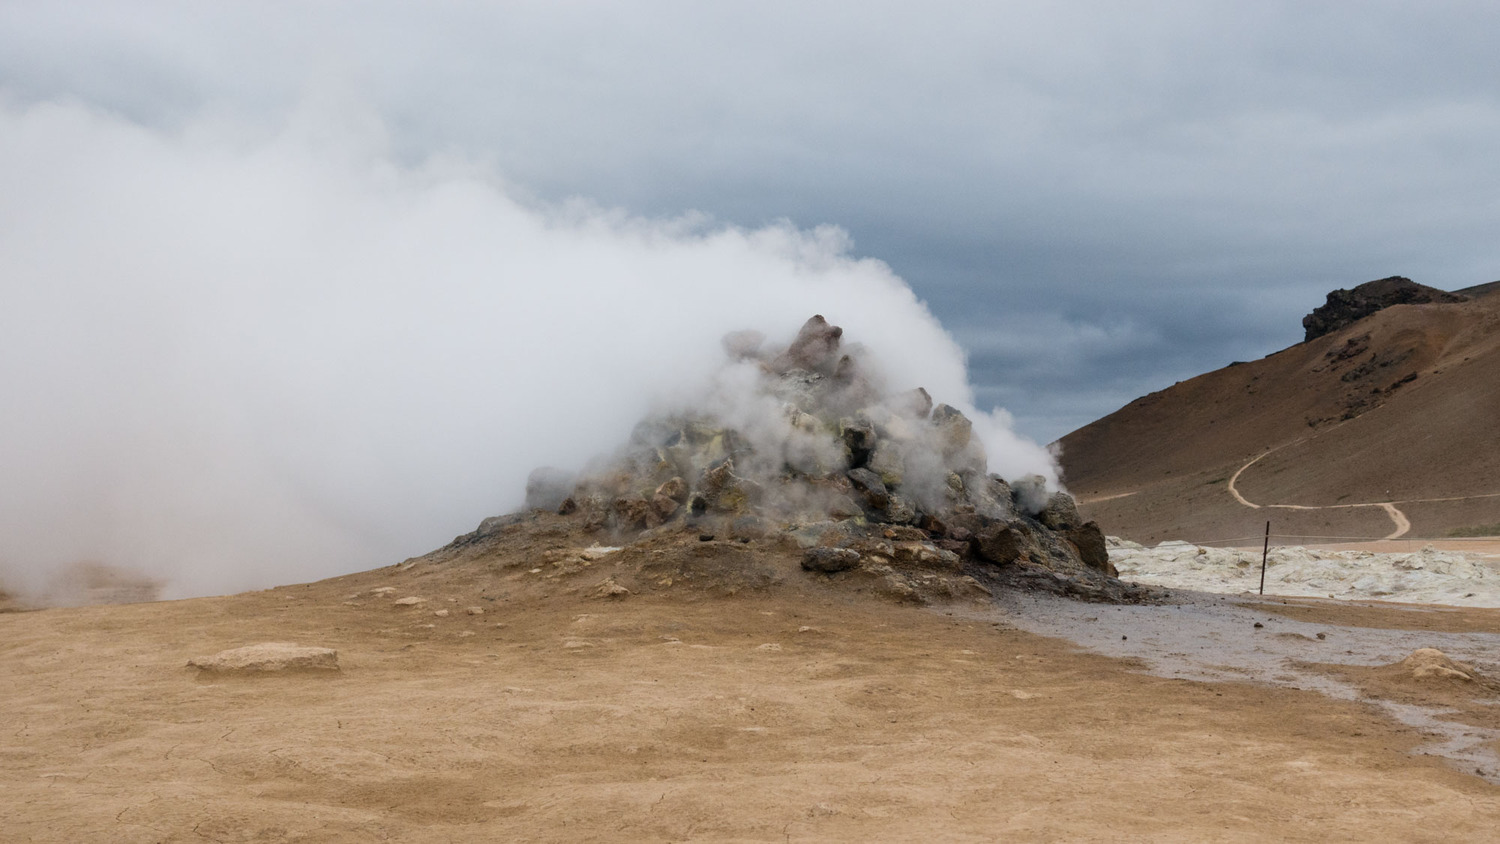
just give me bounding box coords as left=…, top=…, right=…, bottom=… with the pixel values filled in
left=5, top=1, right=1499, bottom=440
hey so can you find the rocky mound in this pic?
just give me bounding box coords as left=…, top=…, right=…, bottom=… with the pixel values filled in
left=1302, top=276, right=1467, bottom=342
left=465, top=315, right=1137, bottom=602
left=1388, top=648, right=1482, bottom=683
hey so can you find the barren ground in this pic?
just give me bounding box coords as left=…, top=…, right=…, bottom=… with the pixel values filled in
left=4, top=521, right=1499, bottom=842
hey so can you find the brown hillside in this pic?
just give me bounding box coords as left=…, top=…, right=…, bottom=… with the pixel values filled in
left=1057, top=291, right=1500, bottom=544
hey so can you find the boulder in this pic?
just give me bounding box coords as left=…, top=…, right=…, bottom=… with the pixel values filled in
left=975, top=521, right=1042, bottom=565
left=1064, top=522, right=1114, bottom=576
left=776, top=314, right=844, bottom=374
left=883, top=494, right=918, bottom=525
left=840, top=419, right=877, bottom=467
left=612, top=496, right=655, bottom=530
left=650, top=493, right=680, bottom=520
left=699, top=459, right=761, bottom=513
left=656, top=476, right=689, bottom=503
left=188, top=643, right=339, bottom=674
left=930, top=404, right=972, bottom=455
left=846, top=467, right=890, bottom=511
left=1039, top=491, right=1083, bottom=531
left=826, top=494, right=863, bottom=520
left=867, top=440, right=907, bottom=487
left=890, top=541, right=962, bottom=572
left=801, top=547, right=862, bottom=573
left=969, top=474, right=1015, bottom=520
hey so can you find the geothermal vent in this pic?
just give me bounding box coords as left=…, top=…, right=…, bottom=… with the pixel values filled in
left=494, top=315, right=1126, bottom=599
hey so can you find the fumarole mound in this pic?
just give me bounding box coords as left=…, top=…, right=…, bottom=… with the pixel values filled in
left=466, top=315, right=1140, bottom=603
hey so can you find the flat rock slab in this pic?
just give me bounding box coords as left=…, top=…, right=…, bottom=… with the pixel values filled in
left=188, top=642, right=340, bottom=674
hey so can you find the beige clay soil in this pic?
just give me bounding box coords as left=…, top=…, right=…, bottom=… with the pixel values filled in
left=4, top=520, right=1499, bottom=842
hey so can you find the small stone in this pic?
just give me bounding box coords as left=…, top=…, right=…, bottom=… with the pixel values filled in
left=593, top=578, right=632, bottom=599
left=433, top=609, right=450, bottom=618
left=466, top=606, right=486, bottom=616
left=393, top=596, right=426, bottom=607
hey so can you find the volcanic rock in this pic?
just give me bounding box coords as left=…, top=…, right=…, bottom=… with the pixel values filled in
left=841, top=419, right=877, bottom=467
left=774, top=314, right=844, bottom=374
left=867, top=440, right=907, bottom=487
left=651, top=493, right=680, bottom=520
left=975, top=521, right=1042, bottom=566
left=846, top=467, right=890, bottom=511
left=1039, top=492, right=1083, bottom=531
left=802, top=547, right=862, bottom=573
left=931, top=404, right=972, bottom=455
left=612, top=496, right=655, bottom=530
left=1064, top=522, right=1115, bottom=576
left=656, top=476, right=689, bottom=504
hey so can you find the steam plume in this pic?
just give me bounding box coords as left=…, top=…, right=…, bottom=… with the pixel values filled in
left=0, top=97, right=1058, bottom=600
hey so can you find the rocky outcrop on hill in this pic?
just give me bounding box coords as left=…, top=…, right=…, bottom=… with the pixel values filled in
left=1303, top=276, right=1467, bottom=342
left=485, top=315, right=1134, bottom=601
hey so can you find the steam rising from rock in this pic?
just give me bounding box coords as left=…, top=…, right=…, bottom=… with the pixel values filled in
left=0, top=98, right=1059, bottom=600
left=503, top=315, right=1117, bottom=598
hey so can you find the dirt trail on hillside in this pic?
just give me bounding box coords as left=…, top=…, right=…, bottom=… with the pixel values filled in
left=1061, top=293, right=1500, bottom=543
left=1224, top=436, right=1500, bottom=541
left=4, top=541, right=1500, bottom=841
left=1231, top=441, right=1500, bottom=542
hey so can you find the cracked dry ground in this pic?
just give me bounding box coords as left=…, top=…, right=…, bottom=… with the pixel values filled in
left=4, top=534, right=1499, bottom=842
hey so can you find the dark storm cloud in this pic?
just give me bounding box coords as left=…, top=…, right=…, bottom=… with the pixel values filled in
left=2, top=1, right=1498, bottom=437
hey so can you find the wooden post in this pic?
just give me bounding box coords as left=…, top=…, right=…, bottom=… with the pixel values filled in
left=1259, top=521, right=1270, bottom=595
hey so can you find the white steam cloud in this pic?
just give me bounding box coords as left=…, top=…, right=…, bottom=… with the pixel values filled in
left=0, top=96, right=1058, bottom=600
